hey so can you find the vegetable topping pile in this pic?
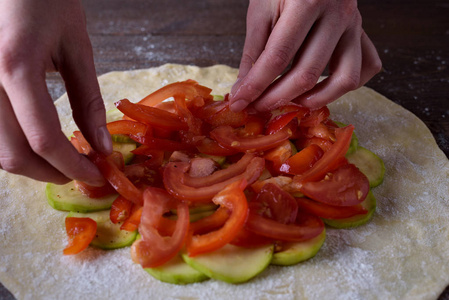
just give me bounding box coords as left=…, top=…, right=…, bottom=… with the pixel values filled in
left=47, top=80, right=384, bottom=284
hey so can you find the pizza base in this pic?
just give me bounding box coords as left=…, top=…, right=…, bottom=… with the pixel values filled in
left=1, top=64, right=448, bottom=300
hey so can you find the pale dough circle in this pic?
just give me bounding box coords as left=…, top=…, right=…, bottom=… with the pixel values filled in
left=1, top=64, right=448, bottom=300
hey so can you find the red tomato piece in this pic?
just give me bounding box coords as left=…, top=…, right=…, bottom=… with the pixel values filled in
left=245, top=210, right=324, bottom=242
left=295, top=196, right=368, bottom=219
left=74, top=180, right=116, bottom=199
left=237, top=115, right=266, bottom=136
left=106, top=120, right=150, bottom=140
left=195, top=137, right=239, bottom=156
left=265, top=111, right=298, bottom=135
left=173, top=95, right=203, bottom=135
left=251, top=183, right=298, bottom=224
left=89, top=151, right=144, bottom=206
left=132, top=137, right=195, bottom=152
left=136, top=80, right=213, bottom=107
left=163, top=157, right=264, bottom=202
left=120, top=205, right=143, bottom=232
left=280, top=144, right=324, bottom=175
left=230, top=227, right=273, bottom=248
left=63, top=217, right=97, bottom=255
left=300, top=163, right=370, bottom=206
left=299, top=106, right=330, bottom=127
left=295, top=125, right=354, bottom=184
left=187, top=179, right=249, bottom=256
left=110, top=195, right=134, bottom=224
left=194, top=98, right=248, bottom=128
left=116, top=99, right=188, bottom=131
left=131, top=187, right=190, bottom=268
left=263, top=140, right=293, bottom=175
left=296, top=137, right=334, bottom=152
left=210, top=119, right=296, bottom=152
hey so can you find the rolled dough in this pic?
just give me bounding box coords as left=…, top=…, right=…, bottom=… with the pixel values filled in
left=1, top=64, right=448, bottom=300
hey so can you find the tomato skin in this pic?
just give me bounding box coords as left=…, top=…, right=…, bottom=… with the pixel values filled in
left=90, top=151, right=144, bottom=206
left=195, top=137, right=239, bottom=156
left=245, top=210, right=324, bottom=242
left=299, top=106, right=330, bottom=127
left=136, top=80, right=212, bottom=107
left=110, top=195, right=133, bottom=224
left=210, top=119, right=296, bottom=152
left=194, top=98, right=248, bottom=128
left=296, top=137, right=333, bottom=153
left=189, top=206, right=230, bottom=235
left=295, top=196, right=368, bottom=219
left=63, top=217, right=97, bottom=255
left=106, top=120, right=150, bottom=140
left=131, top=187, right=190, bottom=268
left=251, top=183, right=298, bottom=224
left=265, top=111, right=298, bottom=135
left=120, top=205, right=143, bottom=232
left=230, top=227, right=273, bottom=248
left=163, top=157, right=264, bottom=202
left=295, top=125, right=354, bottom=184
left=116, top=99, right=188, bottom=131
left=280, top=144, right=324, bottom=175
left=187, top=179, right=249, bottom=257
left=300, top=163, right=370, bottom=207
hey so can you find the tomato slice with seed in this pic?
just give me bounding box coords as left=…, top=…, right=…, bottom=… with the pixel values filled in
left=280, top=144, right=324, bottom=175
left=245, top=210, right=324, bottom=242
left=295, top=196, right=368, bottom=219
left=210, top=119, right=296, bottom=152
left=63, top=217, right=97, bottom=255
left=110, top=195, right=133, bottom=224
left=300, top=163, right=370, bottom=206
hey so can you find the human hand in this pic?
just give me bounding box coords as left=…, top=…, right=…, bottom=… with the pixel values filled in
left=0, top=0, right=112, bottom=185
left=230, top=0, right=382, bottom=112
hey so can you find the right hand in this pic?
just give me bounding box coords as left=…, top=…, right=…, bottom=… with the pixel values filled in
left=0, top=0, right=112, bottom=186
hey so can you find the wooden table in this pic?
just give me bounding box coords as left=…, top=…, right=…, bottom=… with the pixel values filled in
left=1, top=0, right=448, bottom=299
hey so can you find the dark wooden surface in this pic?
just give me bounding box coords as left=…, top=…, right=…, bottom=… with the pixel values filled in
left=1, top=0, right=448, bottom=299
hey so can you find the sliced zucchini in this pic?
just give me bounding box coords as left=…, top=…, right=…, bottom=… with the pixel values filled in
left=145, top=254, right=209, bottom=285
left=271, top=229, right=326, bottom=266
left=323, top=191, right=376, bottom=229
left=67, top=210, right=137, bottom=250
left=182, top=244, right=274, bottom=284
left=46, top=181, right=117, bottom=212
left=112, top=141, right=137, bottom=164
left=346, top=146, right=385, bottom=188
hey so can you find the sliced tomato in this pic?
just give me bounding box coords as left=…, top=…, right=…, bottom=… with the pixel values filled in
left=230, top=227, right=273, bottom=248
left=63, top=217, right=97, bottom=255
left=296, top=137, right=334, bottom=152
left=251, top=183, right=298, bottom=224
left=163, top=157, right=264, bottom=202
left=183, top=153, right=256, bottom=187
left=299, top=106, right=330, bottom=127
left=295, top=196, right=368, bottom=219
left=263, top=140, right=293, bottom=174
left=120, top=205, right=143, bottom=232
left=189, top=206, right=230, bottom=235
left=194, top=98, right=248, bottom=128
left=300, top=163, right=370, bottom=206
left=131, top=187, right=189, bottom=268
left=187, top=179, right=248, bottom=256
left=106, top=120, right=150, bottom=140
left=237, top=115, right=266, bottom=136
left=195, top=137, right=239, bottom=156
left=89, top=151, right=143, bottom=206
left=110, top=195, right=133, bottom=224
left=245, top=210, right=324, bottom=242
left=295, top=125, right=354, bottom=184
left=210, top=119, right=296, bottom=152
left=136, top=80, right=212, bottom=107
left=265, top=111, right=298, bottom=135
left=116, top=99, right=188, bottom=131
left=173, top=95, right=202, bottom=135
left=280, top=144, right=324, bottom=175
left=132, top=137, right=195, bottom=152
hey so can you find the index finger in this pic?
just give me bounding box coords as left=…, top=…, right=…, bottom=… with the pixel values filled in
left=230, top=1, right=321, bottom=112
left=2, top=65, right=105, bottom=185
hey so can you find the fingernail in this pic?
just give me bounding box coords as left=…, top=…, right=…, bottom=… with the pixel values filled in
left=97, top=126, right=113, bottom=154
left=230, top=99, right=249, bottom=112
